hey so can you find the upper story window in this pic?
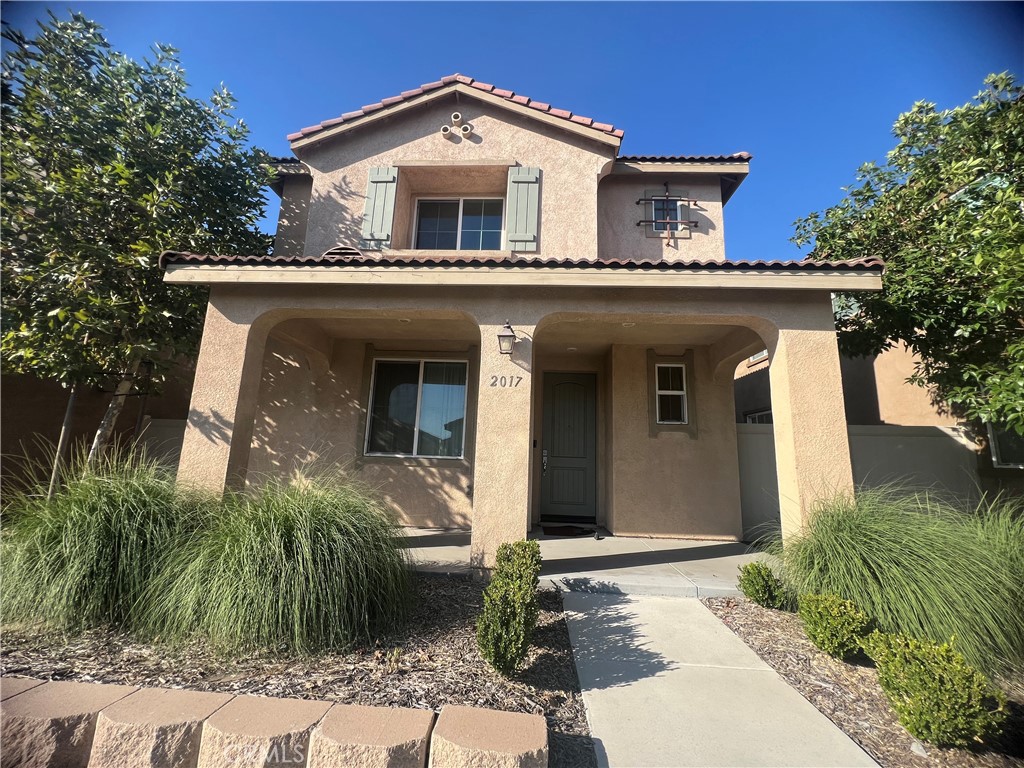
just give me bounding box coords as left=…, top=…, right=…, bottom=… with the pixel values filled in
left=652, top=198, right=686, bottom=232
left=414, top=198, right=503, bottom=250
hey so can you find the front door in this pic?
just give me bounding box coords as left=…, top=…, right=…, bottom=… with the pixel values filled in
left=540, top=373, right=597, bottom=522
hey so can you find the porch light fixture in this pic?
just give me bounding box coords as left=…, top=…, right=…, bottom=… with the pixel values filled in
left=497, top=321, right=518, bottom=355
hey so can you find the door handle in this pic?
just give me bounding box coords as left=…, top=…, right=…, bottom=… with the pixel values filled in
left=542, top=449, right=549, bottom=475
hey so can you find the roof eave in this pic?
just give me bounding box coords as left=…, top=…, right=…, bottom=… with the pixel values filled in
left=163, top=262, right=882, bottom=292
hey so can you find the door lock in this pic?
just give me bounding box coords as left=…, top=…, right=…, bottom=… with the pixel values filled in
left=542, top=449, right=549, bottom=475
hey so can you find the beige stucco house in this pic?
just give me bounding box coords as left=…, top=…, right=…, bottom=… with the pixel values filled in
left=162, top=74, right=883, bottom=566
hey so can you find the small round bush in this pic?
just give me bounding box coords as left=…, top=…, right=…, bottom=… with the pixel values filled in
left=1, top=451, right=198, bottom=630
left=143, top=478, right=411, bottom=654
left=737, top=561, right=790, bottom=610
left=798, top=593, right=873, bottom=660
left=863, top=631, right=1007, bottom=746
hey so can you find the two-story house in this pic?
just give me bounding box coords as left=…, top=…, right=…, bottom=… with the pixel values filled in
left=161, top=74, right=883, bottom=567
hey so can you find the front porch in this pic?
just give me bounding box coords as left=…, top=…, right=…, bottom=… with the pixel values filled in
left=402, top=527, right=761, bottom=597
left=166, top=269, right=876, bottom=567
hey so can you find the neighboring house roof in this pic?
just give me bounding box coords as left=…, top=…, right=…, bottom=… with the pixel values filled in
left=287, top=73, right=625, bottom=147
left=160, top=249, right=883, bottom=273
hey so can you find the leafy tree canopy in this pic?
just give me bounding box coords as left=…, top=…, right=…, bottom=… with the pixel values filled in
left=794, top=73, right=1024, bottom=434
left=1, top=12, right=272, bottom=396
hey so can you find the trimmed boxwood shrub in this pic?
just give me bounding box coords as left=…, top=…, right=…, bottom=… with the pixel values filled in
left=863, top=631, right=1007, bottom=747
left=798, top=593, right=873, bottom=660
left=477, top=540, right=542, bottom=676
left=737, top=561, right=791, bottom=610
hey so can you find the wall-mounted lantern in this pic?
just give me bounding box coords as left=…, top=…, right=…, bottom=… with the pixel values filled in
left=497, top=321, right=518, bottom=355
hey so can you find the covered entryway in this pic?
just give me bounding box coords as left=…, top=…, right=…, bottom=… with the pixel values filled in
left=540, top=373, right=598, bottom=523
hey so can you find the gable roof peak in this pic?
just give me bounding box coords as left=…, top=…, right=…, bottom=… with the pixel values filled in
left=287, top=74, right=625, bottom=147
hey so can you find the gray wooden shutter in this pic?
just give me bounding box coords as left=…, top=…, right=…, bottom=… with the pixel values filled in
left=505, top=166, right=541, bottom=252
left=360, top=166, right=398, bottom=250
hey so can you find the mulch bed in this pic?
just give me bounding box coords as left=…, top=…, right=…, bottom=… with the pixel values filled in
left=2, top=573, right=596, bottom=768
left=703, top=596, right=1024, bottom=768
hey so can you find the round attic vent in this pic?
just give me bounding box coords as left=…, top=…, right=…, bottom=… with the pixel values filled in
left=321, top=245, right=365, bottom=260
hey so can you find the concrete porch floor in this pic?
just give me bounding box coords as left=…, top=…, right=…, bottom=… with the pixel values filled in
left=400, top=527, right=761, bottom=597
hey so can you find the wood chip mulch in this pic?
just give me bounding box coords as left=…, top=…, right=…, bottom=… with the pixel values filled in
left=1, top=573, right=596, bottom=768
left=703, top=596, right=1024, bottom=768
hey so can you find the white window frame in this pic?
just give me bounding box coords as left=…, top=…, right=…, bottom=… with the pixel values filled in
left=988, top=424, right=1024, bottom=469
left=364, top=357, right=468, bottom=459
left=745, top=409, right=773, bottom=424
left=655, top=363, right=688, bottom=425
left=412, top=197, right=506, bottom=250
left=650, top=197, right=686, bottom=232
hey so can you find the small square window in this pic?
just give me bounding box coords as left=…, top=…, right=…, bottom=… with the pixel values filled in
left=415, top=198, right=503, bottom=250
left=655, top=363, right=687, bottom=424
left=652, top=198, right=683, bottom=232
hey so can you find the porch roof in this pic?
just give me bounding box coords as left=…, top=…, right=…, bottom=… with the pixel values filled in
left=161, top=249, right=883, bottom=291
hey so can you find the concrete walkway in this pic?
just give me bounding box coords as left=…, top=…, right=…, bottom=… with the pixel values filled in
left=563, top=593, right=877, bottom=768
left=402, top=528, right=760, bottom=597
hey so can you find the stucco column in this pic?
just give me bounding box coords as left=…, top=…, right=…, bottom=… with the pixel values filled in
left=176, top=294, right=268, bottom=492
left=768, top=305, right=854, bottom=539
left=470, top=318, right=538, bottom=569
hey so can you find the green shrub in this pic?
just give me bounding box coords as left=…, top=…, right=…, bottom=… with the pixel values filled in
left=771, top=488, right=1024, bottom=677
left=1, top=449, right=200, bottom=630
left=798, top=593, right=873, bottom=659
left=142, top=478, right=411, bottom=654
left=477, top=540, right=542, bottom=676
left=863, top=631, right=1007, bottom=746
left=737, top=561, right=791, bottom=610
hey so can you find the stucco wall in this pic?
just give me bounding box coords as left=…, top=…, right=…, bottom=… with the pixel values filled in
left=737, top=423, right=981, bottom=538
left=296, top=96, right=616, bottom=260
left=248, top=333, right=474, bottom=528
left=734, top=343, right=958, bottom=427
left=608, top=344, right=742, bottom=539
left=273, top=176, right=313, bottom=257
left=596, top=175, right=726, bottom=263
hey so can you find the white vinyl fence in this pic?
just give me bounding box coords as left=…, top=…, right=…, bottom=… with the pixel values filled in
left=737, top=424, right=982, bottom=540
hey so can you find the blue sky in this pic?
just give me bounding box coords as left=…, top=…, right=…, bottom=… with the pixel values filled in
left=4, top=1, right=1022, bottom=261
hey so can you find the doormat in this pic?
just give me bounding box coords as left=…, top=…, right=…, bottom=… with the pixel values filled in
left=540, top=525, right=592, bottom=537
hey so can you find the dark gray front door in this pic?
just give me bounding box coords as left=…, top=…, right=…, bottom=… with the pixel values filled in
left=540, top=373, right=597, bottom=522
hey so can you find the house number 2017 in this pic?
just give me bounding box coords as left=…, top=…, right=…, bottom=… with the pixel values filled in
left=490, top=375, right=523, bottom=388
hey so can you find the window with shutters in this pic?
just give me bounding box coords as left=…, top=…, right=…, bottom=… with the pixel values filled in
left=413, top=198, right=504, bottom=250
left=360, top=165, right=540, bottom=252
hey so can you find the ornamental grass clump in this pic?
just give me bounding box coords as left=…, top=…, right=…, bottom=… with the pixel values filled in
left=737, top=561, right=792, bottom=610
left=477, top=539, right=542, bottom=676
left=1, top=448, right=201, bottom=631
left=863, top=631, right=1007, bottom=747
left=142, top=478, right=411, bottom=655
left=798, top=593, right=873, bottom=660
left=772, top=487, right=1024, bottom=678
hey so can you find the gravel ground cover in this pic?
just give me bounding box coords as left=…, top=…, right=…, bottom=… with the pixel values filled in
left=2, top=573, right=596, bottom=768
left=704, top=596, right=1024, bottom=768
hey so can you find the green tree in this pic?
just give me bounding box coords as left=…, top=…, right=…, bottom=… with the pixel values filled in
left=794, top=73, right=1024, bottom=434
left=1, top=12, right=272, bottom=461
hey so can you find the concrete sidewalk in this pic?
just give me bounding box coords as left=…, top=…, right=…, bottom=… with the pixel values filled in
left=401, top=528, right=760, bottom=597
left=563, top=593, right=877, bottom=768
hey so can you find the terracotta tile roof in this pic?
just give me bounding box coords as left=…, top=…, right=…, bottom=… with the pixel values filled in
left=160, top=248, right=883, bottom=273
left=618, top=153, right=753, bottom=163
left=286, top=74, right=625, bottom=144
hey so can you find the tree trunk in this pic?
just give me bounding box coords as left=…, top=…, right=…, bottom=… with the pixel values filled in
left=47, top=383, right=79, bottom=499
left=87, top=358, right=141, bottom=465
